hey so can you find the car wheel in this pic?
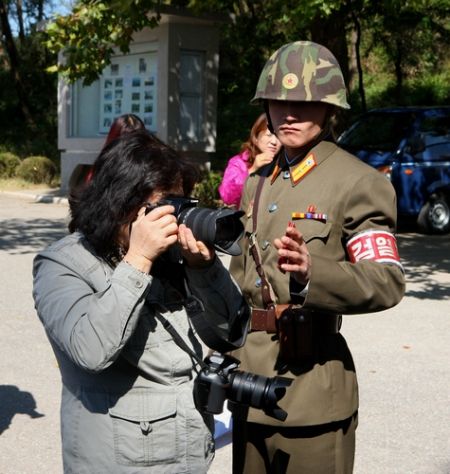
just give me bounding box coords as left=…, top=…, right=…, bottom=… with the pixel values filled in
left=417, top=193, right=450, bottom=234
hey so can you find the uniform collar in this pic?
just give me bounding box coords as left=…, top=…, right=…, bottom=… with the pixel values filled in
left=270, top=140, right=338, bottom=185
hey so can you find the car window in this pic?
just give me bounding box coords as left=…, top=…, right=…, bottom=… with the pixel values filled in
left=419, top=115, right=450, bottom=148
left=339, top=112, right=415, bottom=152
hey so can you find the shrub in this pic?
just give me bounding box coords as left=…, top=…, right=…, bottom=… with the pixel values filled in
left=192, top=170, right=223, bottom=208
left=16, top=155, right=57, bottom=185
left=0, top=152, right=21, bottom=178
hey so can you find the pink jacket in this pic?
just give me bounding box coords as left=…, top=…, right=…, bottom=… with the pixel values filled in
left=218, top=151, right=250, bottom=208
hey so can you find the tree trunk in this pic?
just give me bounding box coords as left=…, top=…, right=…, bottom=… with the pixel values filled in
left=310, top=13, right=350, bottom=86
left=15, top=0, right=25, bottom=43
left=351, top=11, right=366, bottom=112
left=394, top=38, right=403, bottom=104
left=37, top=0, right=44, bottom=22
left=0, top=0, right=36, bottom=129
left=310, top=10, right=351, bottom=131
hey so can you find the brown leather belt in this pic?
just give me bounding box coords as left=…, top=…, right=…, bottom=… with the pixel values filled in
left=251, top=305, right=341, bottom=334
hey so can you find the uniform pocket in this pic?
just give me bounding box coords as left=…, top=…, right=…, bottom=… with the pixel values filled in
left=301, top=221, right=333, bottom=244
left=109, top=390, right=178, bottom=466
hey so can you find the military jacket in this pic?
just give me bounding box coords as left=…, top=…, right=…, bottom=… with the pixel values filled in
left=230, top=140, right=405, bottom=427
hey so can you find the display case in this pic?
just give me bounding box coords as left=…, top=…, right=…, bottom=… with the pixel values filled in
left=58, top=10, right=219, bottom=192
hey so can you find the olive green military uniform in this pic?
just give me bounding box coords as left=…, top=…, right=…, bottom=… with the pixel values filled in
left=230, top=140, right=405, bottom=473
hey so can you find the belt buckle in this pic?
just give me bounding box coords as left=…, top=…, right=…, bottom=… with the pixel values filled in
left=248, top=232, right=257, bottom=249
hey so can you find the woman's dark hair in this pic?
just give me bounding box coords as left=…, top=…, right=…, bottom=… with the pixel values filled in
left=69, top=130, right=199, bottom=264
left=103, top=113, right=146, bottom=149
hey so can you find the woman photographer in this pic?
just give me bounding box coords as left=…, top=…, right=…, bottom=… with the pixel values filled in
left=33, top=130, right=249, bottom=473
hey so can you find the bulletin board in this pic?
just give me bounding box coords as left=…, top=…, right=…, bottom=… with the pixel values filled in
left=99, top=52, right=157, bottom=133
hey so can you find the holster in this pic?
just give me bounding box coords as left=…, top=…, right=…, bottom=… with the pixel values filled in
left=276, top=305, right=313, bottom=363
left=250, top=305, right=341, bottom=364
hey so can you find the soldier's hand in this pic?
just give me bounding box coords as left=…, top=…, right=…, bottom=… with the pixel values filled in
left=274, top=225, right=311, bottom=286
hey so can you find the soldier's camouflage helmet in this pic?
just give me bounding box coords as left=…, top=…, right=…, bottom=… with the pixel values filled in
left=252, top=41, right=350, bottom=109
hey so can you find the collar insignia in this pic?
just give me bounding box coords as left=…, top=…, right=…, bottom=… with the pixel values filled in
left=290, top=153, right=317, bottom=186
left=271, top=153, right=317, bottom=185
left=270, top=162, right=282, bottom=184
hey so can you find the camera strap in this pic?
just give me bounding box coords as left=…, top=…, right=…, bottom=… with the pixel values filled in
left=154, top=311, right=208, bottom=370
left=184, top=279, right=251, bottom=353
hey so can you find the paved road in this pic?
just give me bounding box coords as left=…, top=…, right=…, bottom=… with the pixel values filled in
left=0, top=191, right=449, bottom=474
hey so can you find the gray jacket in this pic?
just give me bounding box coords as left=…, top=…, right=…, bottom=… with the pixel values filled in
left=33, top=232, right=248, bottom=473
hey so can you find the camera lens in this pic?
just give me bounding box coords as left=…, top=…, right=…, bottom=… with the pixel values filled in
left=177, top=207, right=244, bottom=256
left=228, top=371, right=292, bottom=421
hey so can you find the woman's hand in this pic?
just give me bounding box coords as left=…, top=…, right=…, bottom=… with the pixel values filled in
left=273, top=224, right=311, bottom=287
left=248, top=151, right=276, bottom=174
left=178, top=223, right=215, bottom=268
left=124, top=204, right=178, bottom=273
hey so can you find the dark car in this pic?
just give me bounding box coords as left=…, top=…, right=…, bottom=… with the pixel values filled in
left=337, top=106, right=450, bottom=233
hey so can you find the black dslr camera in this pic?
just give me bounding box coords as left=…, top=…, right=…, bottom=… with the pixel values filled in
left=145, top=195, right=244, bottom=256
left=193, top=352, right=292, bottom=421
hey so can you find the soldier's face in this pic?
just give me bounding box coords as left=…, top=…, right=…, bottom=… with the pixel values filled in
left=268, top=100, right=329, bottom=156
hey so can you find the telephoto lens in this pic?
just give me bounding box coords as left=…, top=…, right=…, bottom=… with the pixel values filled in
left=145, top=195, right=245, bottom=256
left=228, top=370, right=292, bottom=421
left=177, top=206, right=245, bottom=256
left=193, top=353, right=292, bottom=421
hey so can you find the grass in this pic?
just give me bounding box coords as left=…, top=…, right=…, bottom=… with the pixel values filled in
left=0, top=177, right=60, bottom=192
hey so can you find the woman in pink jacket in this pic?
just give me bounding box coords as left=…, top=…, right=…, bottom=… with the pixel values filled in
left=219, top=114, right=281, bottom=207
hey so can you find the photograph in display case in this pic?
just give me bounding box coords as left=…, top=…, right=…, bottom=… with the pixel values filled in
left=139, top=58, right=147, bottom=73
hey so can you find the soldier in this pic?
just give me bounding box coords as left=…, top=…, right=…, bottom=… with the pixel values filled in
left=229, top=41, right=405, bottom=473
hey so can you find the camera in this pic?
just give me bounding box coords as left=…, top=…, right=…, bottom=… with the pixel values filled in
left=193, top=352, right=292, bottom=421
left=145, top=195, right=245, bottom=256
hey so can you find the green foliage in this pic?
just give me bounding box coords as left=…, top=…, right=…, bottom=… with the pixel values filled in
left=0, top=19, right=58, bottom=163
left=45, top=0, right=161, bottom=85
left=16, top=155, right=57, bottom=185
left=192, top=170, right=223, bottom=209
left=0, top=152, right=21, bottom=178
left=3, top=0, right=448, bottom=182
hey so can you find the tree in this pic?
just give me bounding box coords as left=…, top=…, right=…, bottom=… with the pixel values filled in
left=0, top=0, right=35, bottom=127
left=45, top=0, right=162, bottom=85
left=362, top=0, right=450, bottom=104
left=0, top=0, right=59, bottom=158
left=44, top=0, right=450, bottom=163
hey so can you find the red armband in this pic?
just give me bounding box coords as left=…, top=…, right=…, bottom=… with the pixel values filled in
left=346, top=230, right=403, bottom=270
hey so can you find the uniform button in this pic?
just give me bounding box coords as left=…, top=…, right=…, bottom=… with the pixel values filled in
left=261, top=240, right=270, bottom=250
left=255, top=277, right=262, bottom=288
left=135, top=280, right=143, bottom=288
left=268, top=203, right=278, bottom=213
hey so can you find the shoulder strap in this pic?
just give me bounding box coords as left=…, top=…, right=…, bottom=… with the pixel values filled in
left=155, top=311, right=208, bottom=369
left=249, top=172, right=276, bottom=309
